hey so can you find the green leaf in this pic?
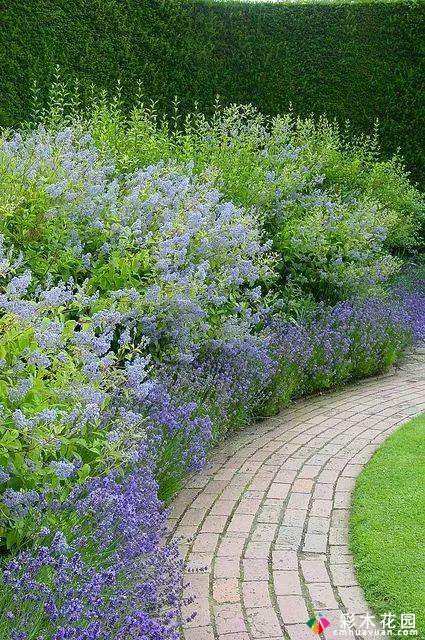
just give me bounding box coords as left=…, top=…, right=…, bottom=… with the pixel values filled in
left=78, top=463, right=91, bottom=482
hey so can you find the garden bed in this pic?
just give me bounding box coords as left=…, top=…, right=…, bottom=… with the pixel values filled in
left=0, top=98, right=423, bottom=639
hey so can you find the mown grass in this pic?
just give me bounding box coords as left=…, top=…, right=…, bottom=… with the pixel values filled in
left=350, top=413, right=425, bottom=637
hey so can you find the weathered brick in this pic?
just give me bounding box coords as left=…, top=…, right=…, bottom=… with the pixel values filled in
left=246, top=607, right=282, bottom=637
left=192, top=533, right=219, bottom=553
left=310, top=499, right=333, bottom=517
left=301, top=559, right=329, bottom=583
left=306, top=516, right=330, bottom=535
left=214, top=603, right=247, bottom=635
left=303, top=533, right=328, bottom=553
left=330, top=563, right=357, bottom=587
left=278, top=595, right=309, bottom=623
left=217, top=535, right=245, bottom=557
left=228, top=512, right=255, bottom=533
left=308, top=582, right=339, bottom=610
left=213, top=578, right=240, bottom=604
left=287, top=493, right=310, bottom=510
left=272, top=549, right=298, bottom=571
left=292, top=478, right=314, bottom=493
left=201, top=514, right=228, bottom=534
left=243, top=557, right=269, bottom=581
left=267, top=483, right=291, bottom=500
left=214, top=556, right=240, bottom=579
left=184, top=626, right=215, bottom=640
left=339, top=586, right=369, bottom=614
left=275, top=526, right=303, bottom=549
left=274, top=570, right=302, bottom=595
left=209, top=500, right=236, bottom=516
left=242, top=580, right=271, bottom=608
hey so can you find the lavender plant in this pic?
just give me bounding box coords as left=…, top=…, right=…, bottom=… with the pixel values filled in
left=0, top=464, right=183, bottom=640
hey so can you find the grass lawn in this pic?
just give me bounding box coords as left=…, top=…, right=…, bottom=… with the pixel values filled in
left=350, top=413, right=425, bottom=638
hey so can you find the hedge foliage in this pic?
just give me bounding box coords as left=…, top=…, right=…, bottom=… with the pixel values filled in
left=0, top=0, right=424, bottom=180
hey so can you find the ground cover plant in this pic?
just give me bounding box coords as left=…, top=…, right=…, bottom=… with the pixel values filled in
left=0, top=97, right=424, bottom=639
left=350, top=413, right=425, bottom=637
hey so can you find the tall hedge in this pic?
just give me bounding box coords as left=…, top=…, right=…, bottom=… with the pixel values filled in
left=0, top=0, right=424, bottom=180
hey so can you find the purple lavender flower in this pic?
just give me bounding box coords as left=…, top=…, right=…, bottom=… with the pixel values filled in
left=1, top=467, right=183, bottom=640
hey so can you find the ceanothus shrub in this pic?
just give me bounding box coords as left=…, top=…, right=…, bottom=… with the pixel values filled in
left=273, top=191, right=400, bottom=302
left=90, top=162, right=275, bottom=358
left=0, top=127, right=118, bottom=282
left=0, top=128, right=275, bottom=359
left=0, top=237, right=212, bottom=546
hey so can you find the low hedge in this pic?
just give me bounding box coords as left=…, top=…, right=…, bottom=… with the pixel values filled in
left=0, top=0, right=424, bottom=180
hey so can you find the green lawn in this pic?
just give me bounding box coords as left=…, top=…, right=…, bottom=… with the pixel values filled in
left=350, top=413, right=425, bottom=638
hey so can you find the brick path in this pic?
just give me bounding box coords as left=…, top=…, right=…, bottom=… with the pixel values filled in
left=170, top=351, right=425, bottom=640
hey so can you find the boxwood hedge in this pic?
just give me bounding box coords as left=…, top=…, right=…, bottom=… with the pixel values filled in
left=0, top=0, right=424, bottom=180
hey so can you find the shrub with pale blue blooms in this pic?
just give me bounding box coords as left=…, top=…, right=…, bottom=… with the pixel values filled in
left=0, top=239, right=214, bottom=543
left=0, top=128, right=275, bottom=359
left=100, top=163, right=274, bottom=357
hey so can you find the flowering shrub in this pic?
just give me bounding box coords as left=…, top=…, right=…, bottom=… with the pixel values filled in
left=0, top=129, right=274, bottom=356
left=0, top=241, right=115, bottom=546
left=272, top=193, right=400, bottom=302
left=0, top=238, right=212, bottom=546
left=85, top=102, right=424, bottom=299
left=0, top=111, right=423, bottom=640
left=0, top=128, right=115, bottom=283
left=89, top=163, right=274, bottom=357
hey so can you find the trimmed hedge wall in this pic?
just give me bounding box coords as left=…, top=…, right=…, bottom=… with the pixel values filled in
left=0, top=0, right=424, bottom=180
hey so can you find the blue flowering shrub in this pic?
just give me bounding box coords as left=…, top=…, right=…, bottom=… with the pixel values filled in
left=76, top=102, right=424, bottom=307
left=0, top=129, right=275, bottom=351
left=0, top=102, right=424, bottom=640
left=0, top=129, right=114, bottom=283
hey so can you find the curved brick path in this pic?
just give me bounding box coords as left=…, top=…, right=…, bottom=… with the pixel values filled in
left=170, top=351, right=425, bottom=640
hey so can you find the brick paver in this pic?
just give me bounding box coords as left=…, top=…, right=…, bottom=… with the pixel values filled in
left=171, top=351, right=425, bottom=639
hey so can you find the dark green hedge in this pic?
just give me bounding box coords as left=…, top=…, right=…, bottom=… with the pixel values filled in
left=0, top=0, right=424, bottom=180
